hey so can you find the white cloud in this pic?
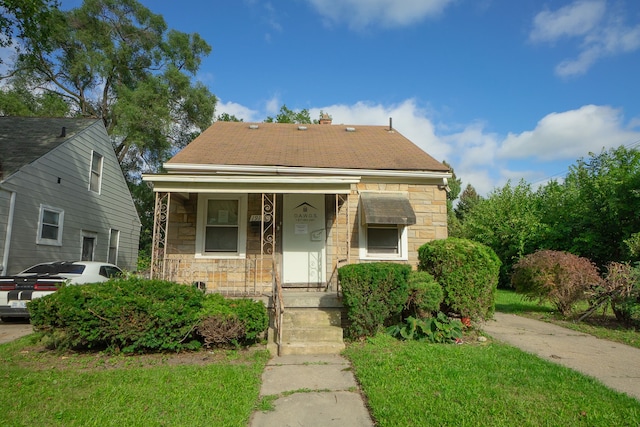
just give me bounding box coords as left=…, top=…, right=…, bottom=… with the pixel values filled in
left=530, top=0, right=605, bottom=42
left=308, top=99, right=450, bottom=162
left=265, top=96, right=281, bottom=116
left=498, top=105, right=640, bottom=161
left=215, top=100, right=261, bottom=122
left=530, top=0, right=640, bottom=77
left=305, top=0, right=454, bottom=30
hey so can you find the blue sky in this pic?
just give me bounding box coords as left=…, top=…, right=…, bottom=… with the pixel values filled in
left=46, top=1, right=640, bottom=195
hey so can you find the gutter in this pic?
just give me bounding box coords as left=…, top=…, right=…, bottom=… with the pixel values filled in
left=160, top=163, right=453, bottom=180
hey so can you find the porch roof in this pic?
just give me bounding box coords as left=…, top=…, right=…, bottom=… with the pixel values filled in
left=142, top=175, right=359, bottom=194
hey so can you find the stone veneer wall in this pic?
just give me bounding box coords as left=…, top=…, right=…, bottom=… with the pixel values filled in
left=159, top=183, right=447, bottom=292
left=352, top=182, right=448, bottom=269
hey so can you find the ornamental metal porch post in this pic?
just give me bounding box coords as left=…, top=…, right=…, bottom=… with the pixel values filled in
left=150, top=191, right=169, bottom=280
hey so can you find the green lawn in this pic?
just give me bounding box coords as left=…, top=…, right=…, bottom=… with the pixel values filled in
left=0, top=335, right=269, bottom=427
left=344, top=334, right=640, bottom=427
left=495, top=289, right=640, bottom=349
left=3, top=289, right=639, bottom=427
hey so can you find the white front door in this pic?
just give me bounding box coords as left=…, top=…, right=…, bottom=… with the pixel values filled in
left=282, top=194, right=326, bottom=286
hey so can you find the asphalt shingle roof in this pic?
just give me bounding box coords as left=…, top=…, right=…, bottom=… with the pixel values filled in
left=168, top=121, right=450, bottom=172
left=0, top=117, right=100, bottom=181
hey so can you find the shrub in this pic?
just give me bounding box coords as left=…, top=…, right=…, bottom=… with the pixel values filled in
left=603, top=262, right=640, bottom=326
left=226, top=298, right=269, bottom=342
left=29, top=277, right=205, bottom=353
left=339, top=262, right=411, bottom=338
left=418, top=238, right=501, bottom=321
left=28, top=278, right=269, bottom=352
left=511, top=250, right=602, bottom=316
left=405, top=271, right=443, bottom=318
left=387, top=312, right=463, bottom=343
left=197, top=294, right=268, bottom=347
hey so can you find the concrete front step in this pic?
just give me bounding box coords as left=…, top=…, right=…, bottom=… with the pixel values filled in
left=278, top=291, right=343, bottom=308
left=281, top=325, right=344, bottom=342
left=277, top=341, right=346, bottom=356
left=281, top=308, right=342, bottom=326
left=268, top=297, right=346, bottom=355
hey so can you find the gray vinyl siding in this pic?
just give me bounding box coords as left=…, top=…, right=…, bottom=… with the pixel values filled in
left=1, top=121, right=140, bottom=274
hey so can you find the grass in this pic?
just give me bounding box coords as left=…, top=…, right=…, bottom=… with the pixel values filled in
left=344, top=334, right=640, bottom=427
left=0, top=335, right=269, bottom=427
left=495, top=289, right=640, bottom=349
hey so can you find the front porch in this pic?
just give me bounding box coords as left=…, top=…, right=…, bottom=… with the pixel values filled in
left=149, top=191, right=352, bottom=355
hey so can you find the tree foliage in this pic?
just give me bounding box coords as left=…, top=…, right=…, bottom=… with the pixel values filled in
left=0, top=0, right=60, bottom=62
left=7, top=0, right=216, bottom=170
left=457, top=146, right=640, bottom=289
left=459, top=180, right=546, bottom=285
left=0, top=78, right=69, bottom=116
left=455, top=183, right=481, bottom=222
left=264, top=104, right=311, bottom=124
left=442, top=160, right=462, bottom=236
left=216, top=112, right=243, bottom=122
left=542, top=146, right=640, bottom=266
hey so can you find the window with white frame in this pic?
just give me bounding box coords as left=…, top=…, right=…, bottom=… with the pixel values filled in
left=360, top=223, right=408, bottom=259
left=358, top=192, right=414, bottom=260
left=196, top=194, right=247, bottom=258
left=108, top=229, right=120, bottom=265
left=37, top=205, right=64, bottom=246
left=89, top=151, right=103, bottom=193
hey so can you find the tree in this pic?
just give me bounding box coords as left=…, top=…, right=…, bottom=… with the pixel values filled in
left=455, top=184, right=481, bottom=222
left=0, top=0, right=60, bottom=65
left=264, top=104, right=311, bottom=124
left=216, top=112, right=242, bottom=122
left=442, top=161, right=462, bottom=236
left=460, top=180, right=546, bottom=286
left=0, top=75, right=69, bottom=116
left=8, top=0, right=216, bottom=170
left=542, top=146, right=640, bottom=266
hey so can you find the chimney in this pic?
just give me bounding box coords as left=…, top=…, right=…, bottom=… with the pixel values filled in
left=319, top=111, right=332, bottom=125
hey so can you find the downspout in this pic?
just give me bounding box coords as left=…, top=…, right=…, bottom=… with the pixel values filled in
left=1, top=190, right=16, bottom=274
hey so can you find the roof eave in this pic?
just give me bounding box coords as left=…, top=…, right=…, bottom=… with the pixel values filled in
left=162, top=163, right=452, bottom=180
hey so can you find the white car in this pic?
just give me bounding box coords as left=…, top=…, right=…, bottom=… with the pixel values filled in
left=0, top=261, right=123, bottom=321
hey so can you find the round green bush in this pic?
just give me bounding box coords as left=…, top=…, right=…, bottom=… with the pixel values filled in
left=418, top=238, right=501, bottom=321
left=338, top=262, right=411, bottom=338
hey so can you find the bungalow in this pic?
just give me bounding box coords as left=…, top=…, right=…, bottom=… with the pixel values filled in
left=143, top=117, right=451, bottom=354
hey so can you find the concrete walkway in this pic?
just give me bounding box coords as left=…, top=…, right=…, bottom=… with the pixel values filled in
left=483, top=312, right=640, bottom=401
left=249, top=354, right=374, bottom=427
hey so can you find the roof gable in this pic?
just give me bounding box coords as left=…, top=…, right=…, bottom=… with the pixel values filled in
left=0, top=117, right=101, bottom=181
left=167, top=122, right=449, bottom=172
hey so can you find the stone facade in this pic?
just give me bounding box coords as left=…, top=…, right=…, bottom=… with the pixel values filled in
left=158, top=181, right=447, bottom=294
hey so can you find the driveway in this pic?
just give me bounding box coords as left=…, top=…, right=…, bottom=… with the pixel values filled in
left=0, top=320, right=33, bottom=344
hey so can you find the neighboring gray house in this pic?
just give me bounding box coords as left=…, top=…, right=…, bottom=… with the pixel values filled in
left=0, top=117, right=141, bottom=274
